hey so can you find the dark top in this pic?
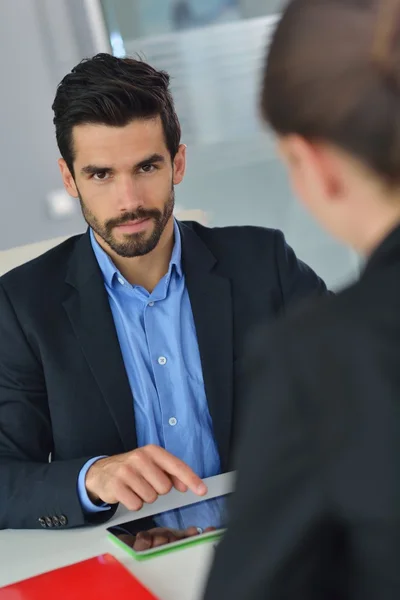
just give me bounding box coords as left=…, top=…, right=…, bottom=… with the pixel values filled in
left=205, top=225, right=400, bottom=600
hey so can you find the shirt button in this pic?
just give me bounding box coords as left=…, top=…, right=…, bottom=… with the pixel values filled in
left=158, top=356, right=167, bottom=365
left=148, top=301, right=154, bottom=307
left=118, top=277, right=125, bottom=285
left=169, top=417, right=177, bottom=426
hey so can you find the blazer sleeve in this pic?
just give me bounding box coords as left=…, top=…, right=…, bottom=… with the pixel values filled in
left=0, top=282, right=117, bottom=529
left=273, top=230, right=332, bottom=312
left=204, top=326, right=334, bottom=600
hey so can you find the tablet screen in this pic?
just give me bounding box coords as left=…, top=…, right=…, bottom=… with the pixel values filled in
left=107, top=493, right=231, bottom=560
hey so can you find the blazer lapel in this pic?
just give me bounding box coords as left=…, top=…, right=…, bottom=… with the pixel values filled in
left=63, top=232, right=137, bottom=452
left=180, top=223, right=233, bottom=471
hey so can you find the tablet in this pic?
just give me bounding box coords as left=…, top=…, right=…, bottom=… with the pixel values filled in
left=107, top=493, right=231, bottom=561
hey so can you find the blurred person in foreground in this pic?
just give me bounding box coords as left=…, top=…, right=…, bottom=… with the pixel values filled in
left=205, top=0, right=400, bottom=598
left=0, top=53, right=329, bottom=530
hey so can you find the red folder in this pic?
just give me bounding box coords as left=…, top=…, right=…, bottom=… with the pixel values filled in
left=0, top=553, right=158, bottom=599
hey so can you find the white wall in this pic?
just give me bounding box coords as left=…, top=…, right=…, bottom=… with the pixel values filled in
left=0, top=0, right=106, bottom=252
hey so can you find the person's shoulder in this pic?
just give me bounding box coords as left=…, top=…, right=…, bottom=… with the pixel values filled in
left=182, top=220, right=278, bottom=243
left=252, top=280, right=369, bottom=362
left=180, top=220, right=280, bottom=261
left=0, top=234, right=83, bottom=294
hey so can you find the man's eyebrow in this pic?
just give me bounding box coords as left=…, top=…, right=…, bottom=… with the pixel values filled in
left=80, top=154, right=166, bottom=176
left=135, top=153, right=166, bottom=169
left=81, top=165, right=113, bottom=175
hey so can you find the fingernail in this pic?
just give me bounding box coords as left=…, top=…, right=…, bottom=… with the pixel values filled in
left=197, top=482, right=207, bottom=494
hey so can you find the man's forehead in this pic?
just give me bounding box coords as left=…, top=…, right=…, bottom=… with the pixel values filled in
left=72, top=117, right=168, bottom=163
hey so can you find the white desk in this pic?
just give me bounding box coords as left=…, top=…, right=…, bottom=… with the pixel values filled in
left=0, top=472, right=234, bottom=600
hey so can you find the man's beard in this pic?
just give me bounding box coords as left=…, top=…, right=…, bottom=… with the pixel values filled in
left=79, top=188, right=175, bottom=258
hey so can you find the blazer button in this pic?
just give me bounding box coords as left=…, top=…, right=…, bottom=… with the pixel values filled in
left=52, top=516, right=60, bottom=527
left=38, top=517, right=47, bottom=528
left=59, top=515, right=68, bottom=527
left=45, top=517, right=54, bottom=528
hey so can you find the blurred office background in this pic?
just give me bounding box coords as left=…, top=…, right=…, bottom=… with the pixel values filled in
left=0, top=0, right=360, bottom=288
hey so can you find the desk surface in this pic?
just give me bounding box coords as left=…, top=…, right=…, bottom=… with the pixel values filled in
left=0, top=472, right=234, bottom=600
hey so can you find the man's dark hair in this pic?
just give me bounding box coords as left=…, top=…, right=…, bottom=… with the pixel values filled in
left=52, top=53, right=181, bottom=174
left=261, top=0, right=400, bottom=185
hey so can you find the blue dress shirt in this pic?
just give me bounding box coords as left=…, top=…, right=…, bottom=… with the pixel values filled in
left=77, top=220, right=223, bottom=530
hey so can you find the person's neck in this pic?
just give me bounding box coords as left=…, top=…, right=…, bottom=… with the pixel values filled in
left=355, top=204, right=400, bottom=257
left=95, top=218, right=175, bottom=292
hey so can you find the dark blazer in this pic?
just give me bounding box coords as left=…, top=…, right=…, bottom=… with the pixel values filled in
left=0, top=221, right=327, bottom=530
left=204, top=225, right=400, bottom=600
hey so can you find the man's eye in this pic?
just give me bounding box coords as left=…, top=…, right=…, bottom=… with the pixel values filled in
left=140, top=164, right=156, bottom=173
left=93, top=172, right=110, bottom=181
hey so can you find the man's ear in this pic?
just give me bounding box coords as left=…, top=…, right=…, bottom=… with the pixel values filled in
left=58, top=159, right=79, bottom=198
left=173, top=144, right=186, bottom=185
left=278, top=135, right=345, bottom=201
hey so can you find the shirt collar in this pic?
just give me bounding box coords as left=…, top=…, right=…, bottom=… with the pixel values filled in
left=170, top=218, right=183, bottom=278
left=90, top=218, right=183, bottom=288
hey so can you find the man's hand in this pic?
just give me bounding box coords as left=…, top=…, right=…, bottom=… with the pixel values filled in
left=85, top=445, right=207, bottom=510
left=118, top=526, right=217, bottom=552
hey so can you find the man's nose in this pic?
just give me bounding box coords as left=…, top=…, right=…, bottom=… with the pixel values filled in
left=115, top=177, right=142, bottom=213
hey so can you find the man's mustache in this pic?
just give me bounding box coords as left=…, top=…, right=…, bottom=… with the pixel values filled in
left=105, top=209, right=161, bottom=230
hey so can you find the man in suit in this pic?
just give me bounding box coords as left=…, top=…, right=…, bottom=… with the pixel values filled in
left=0, top=53, right=328, bottom=530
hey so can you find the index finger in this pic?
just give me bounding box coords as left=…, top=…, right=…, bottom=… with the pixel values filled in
left=133, top=531, right=153, bottom=552
left=149, top=447, right=207, bottom=496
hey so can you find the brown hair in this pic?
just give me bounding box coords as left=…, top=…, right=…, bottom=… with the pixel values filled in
left=261, top=0, right=400, bottom=184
